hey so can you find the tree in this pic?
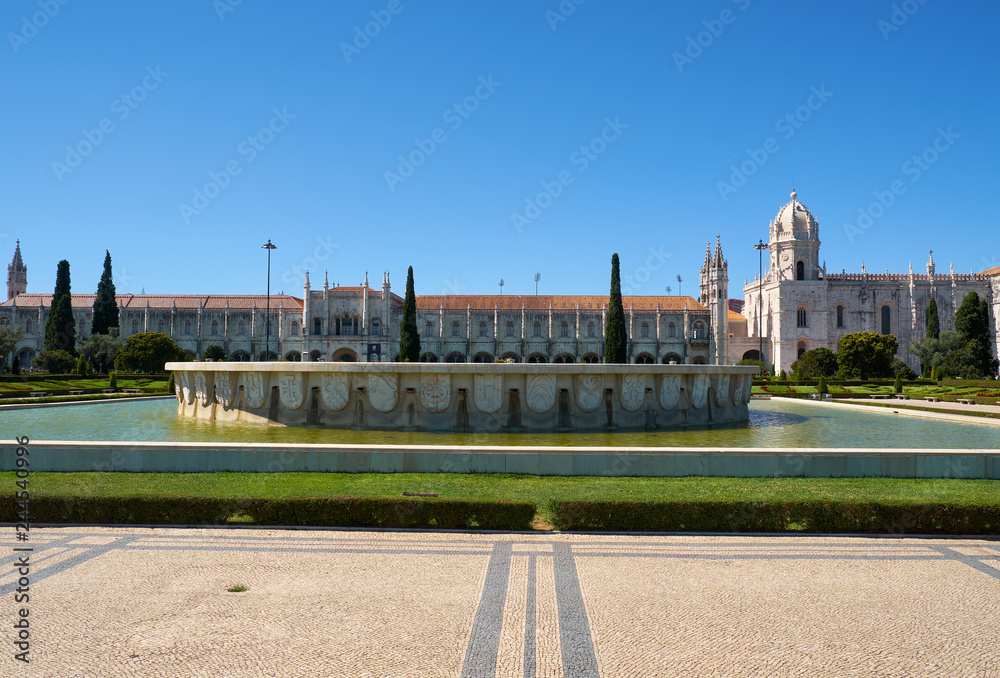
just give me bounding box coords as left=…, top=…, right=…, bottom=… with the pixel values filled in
left=204, top=345, right=226, bottom=361
left=77, top=329, right=123, bottom=374
left=737, top=358, right=766, bottom=375
left=33, top=349, right=76, bottom=373
left=398, top=266, right=420, bottom=362
left=0, top=325, right=25, bottom=370
left=114, top=332, right=183, bottom=373
left=835, top=331, right=898, bottom=380
left=954, top=291, right=997, bottom=377
left=44, top=260, right=76, bottom=355
left=925, top=297, right=939, bottom=340
left=816, top=375, right=828, bottom=394
left=604, top=253, right=628, bottom=364
left=891, top=357, right=918, bottom=380
left=790, top=347, right=838, bottom=378
left=91, top=250, right=119, bottom=335
left=12, top=355, right=20, bottom=375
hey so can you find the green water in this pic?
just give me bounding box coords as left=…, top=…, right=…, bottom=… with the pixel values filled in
left=2, top=398, right=999, bottom=448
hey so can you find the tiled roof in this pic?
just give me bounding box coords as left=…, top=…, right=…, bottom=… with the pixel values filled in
left=415, top=295, right=706, bottom=312
left=0, top=294, right=303, bottom=310
left=728, top=310, right=747, bottom=322
left=979, top=265, right=1000, bottom=277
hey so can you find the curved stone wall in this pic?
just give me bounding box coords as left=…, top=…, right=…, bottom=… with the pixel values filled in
left=165, top=362, right=758, bottom=432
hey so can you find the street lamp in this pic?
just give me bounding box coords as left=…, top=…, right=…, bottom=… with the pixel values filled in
left=534, top=272, right=540, bottom=295
left=665, top=285, right=671, bottom=295
left=676, top=274, right=682, bottom=297
left=753, top=239, right=767, bottom=370
left=499, top=278, right=505, bottom=295
left=262, top=239, right=276, bottom=361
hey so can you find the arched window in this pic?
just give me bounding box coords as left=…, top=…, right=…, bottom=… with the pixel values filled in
left=587, top=322, right=595, bottom=338
left=796, top=261, right=805, bottom=281
left=635, top=353, right=654, bottom=364
left=158, top=319, right=164, bottom=333
left=692, top=356, right=707, bottom=364
left=797, top=308, right=807, bottom=328
left=668, top=322, right=676, bottom=338
left=452, top=321, right=460, bottom=337
left=25, top=319, right=31, bottom=334
left=472, top=352, right=493, bottom=363
left=641, top=322, right=649, bottom=338
left=881, top=305, right=891, bottom=335
left=184, top=320, right=192, bottom=335
left=692, top=321, right=706, bottom=339
left=506, top=321, right=514, bottom=337
left=425, top=321, right=433, bottom=336
left=554, top=354, right=574, bottom=363
left=0, top=317, right=9, bottom=326
left=533, top=321, right=541, bottom=338
left=581, top=353, right=600, bottom=363
left=211, top=320, right=219, bottom=336
left=560, top=321, right=568, bottom=338
left=290, top=321, right=298, bottom=336
left=419, top=352, right=438, bottom=363
left=479, top=321, right=488, bottom=337
left=836, top=305, right=844, bottom=328
left=133, top=319, right=139, bottom=334
left=371, top=318, right=381, bottom=336
left=238, top=320, right=246, bottom=336
left=313, top=318, right=321, bottom=335
left=798, top=340, right=808, bottom=359
left=527, top=353, right=547, bottom=363
left=663, top=353, right=682, bottom=364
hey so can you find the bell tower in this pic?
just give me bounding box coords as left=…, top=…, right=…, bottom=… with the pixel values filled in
left=700, top=235, right=729, bottom=365
left=7, top=240, right=27, bottom=300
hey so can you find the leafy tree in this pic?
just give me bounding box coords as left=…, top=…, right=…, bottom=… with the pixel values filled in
left=398, top=266, right=420, bottom=362
left=91, top=250, right=119, bottom=335
left=954, top=291, right=996, bottom=377
left=835, top=331, right=898, bottom=379
left=891, top=357, right=918, bottom=381
left=604, top=253, right=628, bottom=364
left=114, top=332, right=183, bottom=373
left=33, top=349, right=76, bottom=373
left=44, top=260, right=76, bottom=355
left=0, top=325, right=25, bottom=370
left=76, top=355, right=89, bottom=376
left=12, top=355, right=20, bottom=375
left=77, top=329, right=123, bottom=374
left=790, top=347, right=838, bottom=378
left=204, top=345, right=226, bottom=361
left=925, top=297, right=939, bottom=340
left=737, top=358, right=766, bottom=375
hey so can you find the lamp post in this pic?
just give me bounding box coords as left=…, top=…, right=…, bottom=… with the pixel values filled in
left=665, top=285, right=671, bottom=295
left=499, top=278, right=504, bottom=295
left=753, top=239, right=767, bottom=370
left=262, top=239, right=276, bottom=361
left=534, top=272, right=540, bottom=295
left=676, top=274, right=682, bottom=297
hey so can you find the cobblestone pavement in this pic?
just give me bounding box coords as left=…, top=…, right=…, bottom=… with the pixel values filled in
left=2, top=528, right=999, bottom=677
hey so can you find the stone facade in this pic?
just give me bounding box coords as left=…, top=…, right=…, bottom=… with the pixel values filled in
left=735, top=192, right=1000, bottom=373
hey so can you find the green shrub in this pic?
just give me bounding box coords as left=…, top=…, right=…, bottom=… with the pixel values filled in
left=203, top=345, right=225, bottom=361
left=11, top=356, right=19, bottom=376
left=817, top=376, right=828, bottom=394
left=893, top=373, right=903, bottom=393
left=167, top=372, right=175, bottom=394
left=109, top=371, right=118, bottom=390
left=33, top=349, right=77, bottom=374
left=779, top=370, right=787, bottom=381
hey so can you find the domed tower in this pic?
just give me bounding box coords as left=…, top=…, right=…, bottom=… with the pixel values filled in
left=7, top=240, right=27, bottom=300
left=699, top=234, right=729, bottom=365
left=769, top=191, right=821, bottom=282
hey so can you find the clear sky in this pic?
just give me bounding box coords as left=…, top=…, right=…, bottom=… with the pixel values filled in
left=1, top=0, right=997, bottom=301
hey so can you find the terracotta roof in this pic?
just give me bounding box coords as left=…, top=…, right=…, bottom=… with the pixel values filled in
left=979, top=265, right=1000, bottom=277
left=0, top=294, right=303, bottom=310
left=415, top=295, right=706, bottom=312
left=728, top=310, right=747, bottom=322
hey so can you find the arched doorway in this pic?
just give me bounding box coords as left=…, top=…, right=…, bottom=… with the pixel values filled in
left=500, top=352, right=520, bottom=363
left=742, top=350, right=760, bottom=361
left=419, top=353, right=439, bottom=363
left=445, top=352, right=465, bottom=363
left=581, top=353, right=600, bottom=364
left=527, top=353, right=547, bottom=363
left=553, top=354, right=575, bottom=363
left=472, top=352, right=493, bottom=363
left=331, top=348, right=357, bottom=362
left=634, top=353, right=654, bottom=364
left=309, top=350, right=323, bottom=362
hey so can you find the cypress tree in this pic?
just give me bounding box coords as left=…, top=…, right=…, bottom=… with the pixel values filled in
left=92, top=250, right=119, bottom=335
left=604, top=253, right=628, bottom=364
left=925, top=297, right=939, bottom=340
left=45, top=260, right=76, bottom=355
left=398, top=266, right=420, bottom=362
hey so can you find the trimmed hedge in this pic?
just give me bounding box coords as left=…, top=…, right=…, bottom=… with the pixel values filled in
left=552, top=500, right=1000, bottom=534
left=0, top=495, right=537, bottom=530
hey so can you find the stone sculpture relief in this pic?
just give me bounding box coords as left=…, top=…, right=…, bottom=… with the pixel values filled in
left=368, top=373, right=398, bottom=412
left=244, top=372, right=267, bottom=409
left=321, top=374, right=350, bottom=411
left=714, top=374, right=731, bottom=407
left=214, top=371, right=233, bottom=408
left=577, top=375, right=603, bottom=411
left=420, top=374, right=451, bottom=413
left=278, top=373, right=305, bottom=410
left=526, top=374, right=556, bottom=413
left=660, top=375, right=682, bottom=409
left=474, top=374, right=503, bottom=413
left=689, top=374, right=709, bottom=409
left=180, top=372, right=193, bottom=405
left=620, top=374, right=645, bottom=412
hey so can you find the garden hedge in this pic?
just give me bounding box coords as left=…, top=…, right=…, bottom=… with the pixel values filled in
left=552, top=500, right=1000, bottom=534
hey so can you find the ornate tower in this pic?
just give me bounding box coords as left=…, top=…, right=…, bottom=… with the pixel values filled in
left=700, top=235, right=729, bottom=365
left=7, top=240, right=27, bottom=300
left=768, top=191, right=821, bottom=282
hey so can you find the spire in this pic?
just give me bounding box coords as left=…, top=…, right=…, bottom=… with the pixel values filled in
left=926, top=250, right=935, bottom=276
left=6, top=239, right=27, bottom=300
left=304, top=270, right=310, bottom=288
left=323, top=270, right=329, bottom=289
left=364, top=270, right=369, bottom=287
left=10, top=240, right=24, bottom=271
left=714, top=234, right=724, bottom=266
left=703, top=241, right=711, bottom=267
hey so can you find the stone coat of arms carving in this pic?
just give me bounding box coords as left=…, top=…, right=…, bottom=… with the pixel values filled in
left=577, top=375, right=603, bottom=411
left=195, top=372, right=210, bottom=406
left=526, top=374, right=556, bottom=413
left=714, top=374, right=731, bottom=407
left=215, top=372, right=233, bottom=408
left=620, top=374, right=645, bottom=412
left=244, top=372, right=267, bottom=409
left=420, top=374, right=451, bottom=413
left=689, top=374, right=709, bottom=410
left=278, top=373, right=305, bottom=410
left=474, top=374, right=503, bottom=413
left=368, top=373, right=398, bottom=413
left=180, top=372, right=193, bottom=405
left=660, top=375, right=682, bottom=409
left=321, top=374, right=350, bottom=411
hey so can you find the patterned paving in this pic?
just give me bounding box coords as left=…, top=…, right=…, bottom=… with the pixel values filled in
left=2, top=528, right=999, bottom=677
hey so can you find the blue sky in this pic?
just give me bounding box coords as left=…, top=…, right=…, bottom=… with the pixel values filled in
left=1, top=0, right=997, bottom=300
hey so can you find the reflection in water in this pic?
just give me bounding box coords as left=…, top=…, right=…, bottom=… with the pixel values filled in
left=1, top=397, right=998, bottom=449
